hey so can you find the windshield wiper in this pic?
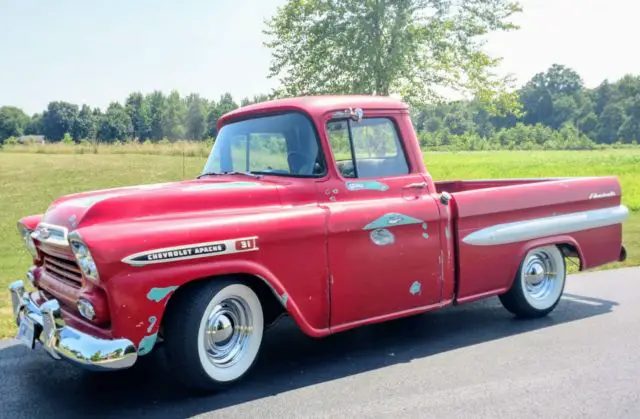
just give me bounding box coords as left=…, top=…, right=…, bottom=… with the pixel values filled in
left=196, top=171, right=262, bottom=180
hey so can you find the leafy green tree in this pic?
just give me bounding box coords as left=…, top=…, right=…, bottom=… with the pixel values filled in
left=240, top=94, right=270, bottom=107
left=264, top=0, right=523, bottom=112
left=520, top=86, right=553, bottom=125
left=206, top=93, right=238, bottom=137
left=539, top=64, right=584, bottom=96
left=618, top=94, right=640, bottom=143
left=41, top=101, right=79, bottom=141
left=550, top=95, right=578, bottom=129
left=146, top=91, right=166, bottom=141
left=594, top=80, right=612, bottom=115
left=73, top=104, right=97, bottom=140
left=615, top=75, right=640, bottom=99
left=185, top=94, right=208, bottom=140
left=24, top=113, right=43, bottom=135
left=0, top=106, right=30, bottom=142
left=596, top=103, right=625, bottom=143
left=577, top=112, right=598, bottom=136
left=125, top=92, right=151, bottom=140
left=162, top=90, right=187, bottom=140
left=97, top=102, right=133, bottom=141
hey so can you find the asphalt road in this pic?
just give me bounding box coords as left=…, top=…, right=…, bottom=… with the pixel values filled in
left=1, top=267, right=639, bottom=419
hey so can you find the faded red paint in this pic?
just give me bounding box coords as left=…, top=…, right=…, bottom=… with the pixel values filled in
left=18, top=95, right=627, bottom=352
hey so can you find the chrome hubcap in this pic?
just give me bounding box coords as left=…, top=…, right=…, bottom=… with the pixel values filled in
left=523, top=251, right=557, bottom=301
left=204, top=297, right=253, bottom=368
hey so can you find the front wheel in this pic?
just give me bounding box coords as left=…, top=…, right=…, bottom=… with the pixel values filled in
left=163, top=279, right=264, bottom=392
left=499, top=245, right=567, bottom=318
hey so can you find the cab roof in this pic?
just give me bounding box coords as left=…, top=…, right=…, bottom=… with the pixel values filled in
left=218, top=95, right=408, bottom=128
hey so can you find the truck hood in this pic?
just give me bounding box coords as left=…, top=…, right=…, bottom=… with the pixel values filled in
left=40, top=178, right=281, bottom=231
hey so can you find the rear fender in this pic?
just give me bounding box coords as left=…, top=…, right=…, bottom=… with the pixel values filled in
left=504, top=235, right=585, bottom=291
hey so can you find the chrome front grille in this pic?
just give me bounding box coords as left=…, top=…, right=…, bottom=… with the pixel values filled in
left=42, top=254, right=83, bottom=288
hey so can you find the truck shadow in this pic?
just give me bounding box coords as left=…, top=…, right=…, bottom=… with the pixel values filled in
left=0, top=293, right=617, bottom=418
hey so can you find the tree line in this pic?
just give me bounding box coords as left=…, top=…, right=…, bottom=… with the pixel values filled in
left=1, top=63, right=638, bottom=149
left=412, top=64, right=640, bottom=150
left=0, top=92, right=269, bottom=144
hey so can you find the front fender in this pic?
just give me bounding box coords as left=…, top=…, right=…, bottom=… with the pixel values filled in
left=19, top=214, right=44, bottom=230
left=107, top=258, right=328, bottom=356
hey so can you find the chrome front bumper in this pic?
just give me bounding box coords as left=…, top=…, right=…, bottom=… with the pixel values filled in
left=9, top=279, right=138, bottom=371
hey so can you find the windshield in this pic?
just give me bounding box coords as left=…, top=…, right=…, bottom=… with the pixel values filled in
left=202, top=112, right=326, bottom=177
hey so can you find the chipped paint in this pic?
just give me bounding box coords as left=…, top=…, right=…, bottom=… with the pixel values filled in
left=445, top=226, right=451, bottom=239
left=280, top=292, right=288, bottom=306
left=138, top=333, right=158, bottom=356
left=421, top=222, right=429, bottom=239
left=183, top=182, right=258, bottom=192
left=147, top=316, right=157, bottom=333
left=422, top=233, right=429, bottom=239
left=363, top=213, right=424, bottom=230
left=346, top=181, right=390, bottom=191
left=409, top=281, right=422, bottom=295
left=326, top=187, right=339, bottom=201
left=147, top=286, right=179, bottom=303
left=370, top=228, right=395, bottom=246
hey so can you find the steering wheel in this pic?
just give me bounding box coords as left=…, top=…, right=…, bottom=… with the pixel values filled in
left=287, top=151, right=315, bottom=175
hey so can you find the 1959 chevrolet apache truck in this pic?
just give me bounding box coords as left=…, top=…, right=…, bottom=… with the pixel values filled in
left=9, top=95, right=629, bottom=392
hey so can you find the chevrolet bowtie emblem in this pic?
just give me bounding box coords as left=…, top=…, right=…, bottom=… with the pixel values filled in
left=39, top=227, right=51, bottom=239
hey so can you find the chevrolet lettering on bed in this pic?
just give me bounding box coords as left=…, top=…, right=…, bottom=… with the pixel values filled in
left=9, top=95, right=629, bottom=393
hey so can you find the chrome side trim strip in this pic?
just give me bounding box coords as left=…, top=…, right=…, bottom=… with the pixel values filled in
left=462, top=205, right=629, bottom=246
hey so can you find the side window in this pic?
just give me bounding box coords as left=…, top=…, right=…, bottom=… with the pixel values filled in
left=326, top=117, right=409, bottom=179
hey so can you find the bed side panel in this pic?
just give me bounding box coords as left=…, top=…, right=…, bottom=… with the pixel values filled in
left=451, top=177, right=626, bottom=303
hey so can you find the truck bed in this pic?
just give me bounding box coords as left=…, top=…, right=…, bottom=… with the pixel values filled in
left=435, top=176, right=628, bottom=304
left=434, top=177, right=565, bottom=194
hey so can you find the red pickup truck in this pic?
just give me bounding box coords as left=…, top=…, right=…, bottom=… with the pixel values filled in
left=10, top=95, right=629, bottom=392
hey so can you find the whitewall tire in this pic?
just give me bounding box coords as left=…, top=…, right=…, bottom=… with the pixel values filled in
left=499, top=245, right=567, bottom=318
left=164, top=279, right=265, bottom=392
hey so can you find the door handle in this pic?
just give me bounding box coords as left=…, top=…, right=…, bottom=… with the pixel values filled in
left=403, top=182, right=427, bottom=189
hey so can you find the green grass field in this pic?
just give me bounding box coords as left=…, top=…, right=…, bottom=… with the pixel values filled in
left=1, top=149, right=638, bottom=338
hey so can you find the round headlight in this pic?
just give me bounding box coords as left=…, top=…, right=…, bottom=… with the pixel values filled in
left=70, top=239, right=100, bottom=282
left=17, top=222, right=38, bottom=258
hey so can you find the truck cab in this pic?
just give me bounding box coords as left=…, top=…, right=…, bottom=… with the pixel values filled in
left=9, top=95, right=629, bottom=392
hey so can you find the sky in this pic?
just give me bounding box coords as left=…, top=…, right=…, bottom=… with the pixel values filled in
left=0, top=0, right=638, bottom=115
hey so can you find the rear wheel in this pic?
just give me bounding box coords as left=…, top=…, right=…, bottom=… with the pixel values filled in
left=499, top=245, right=566, bottom=318
left=163, top=279, right=264, bottom=392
